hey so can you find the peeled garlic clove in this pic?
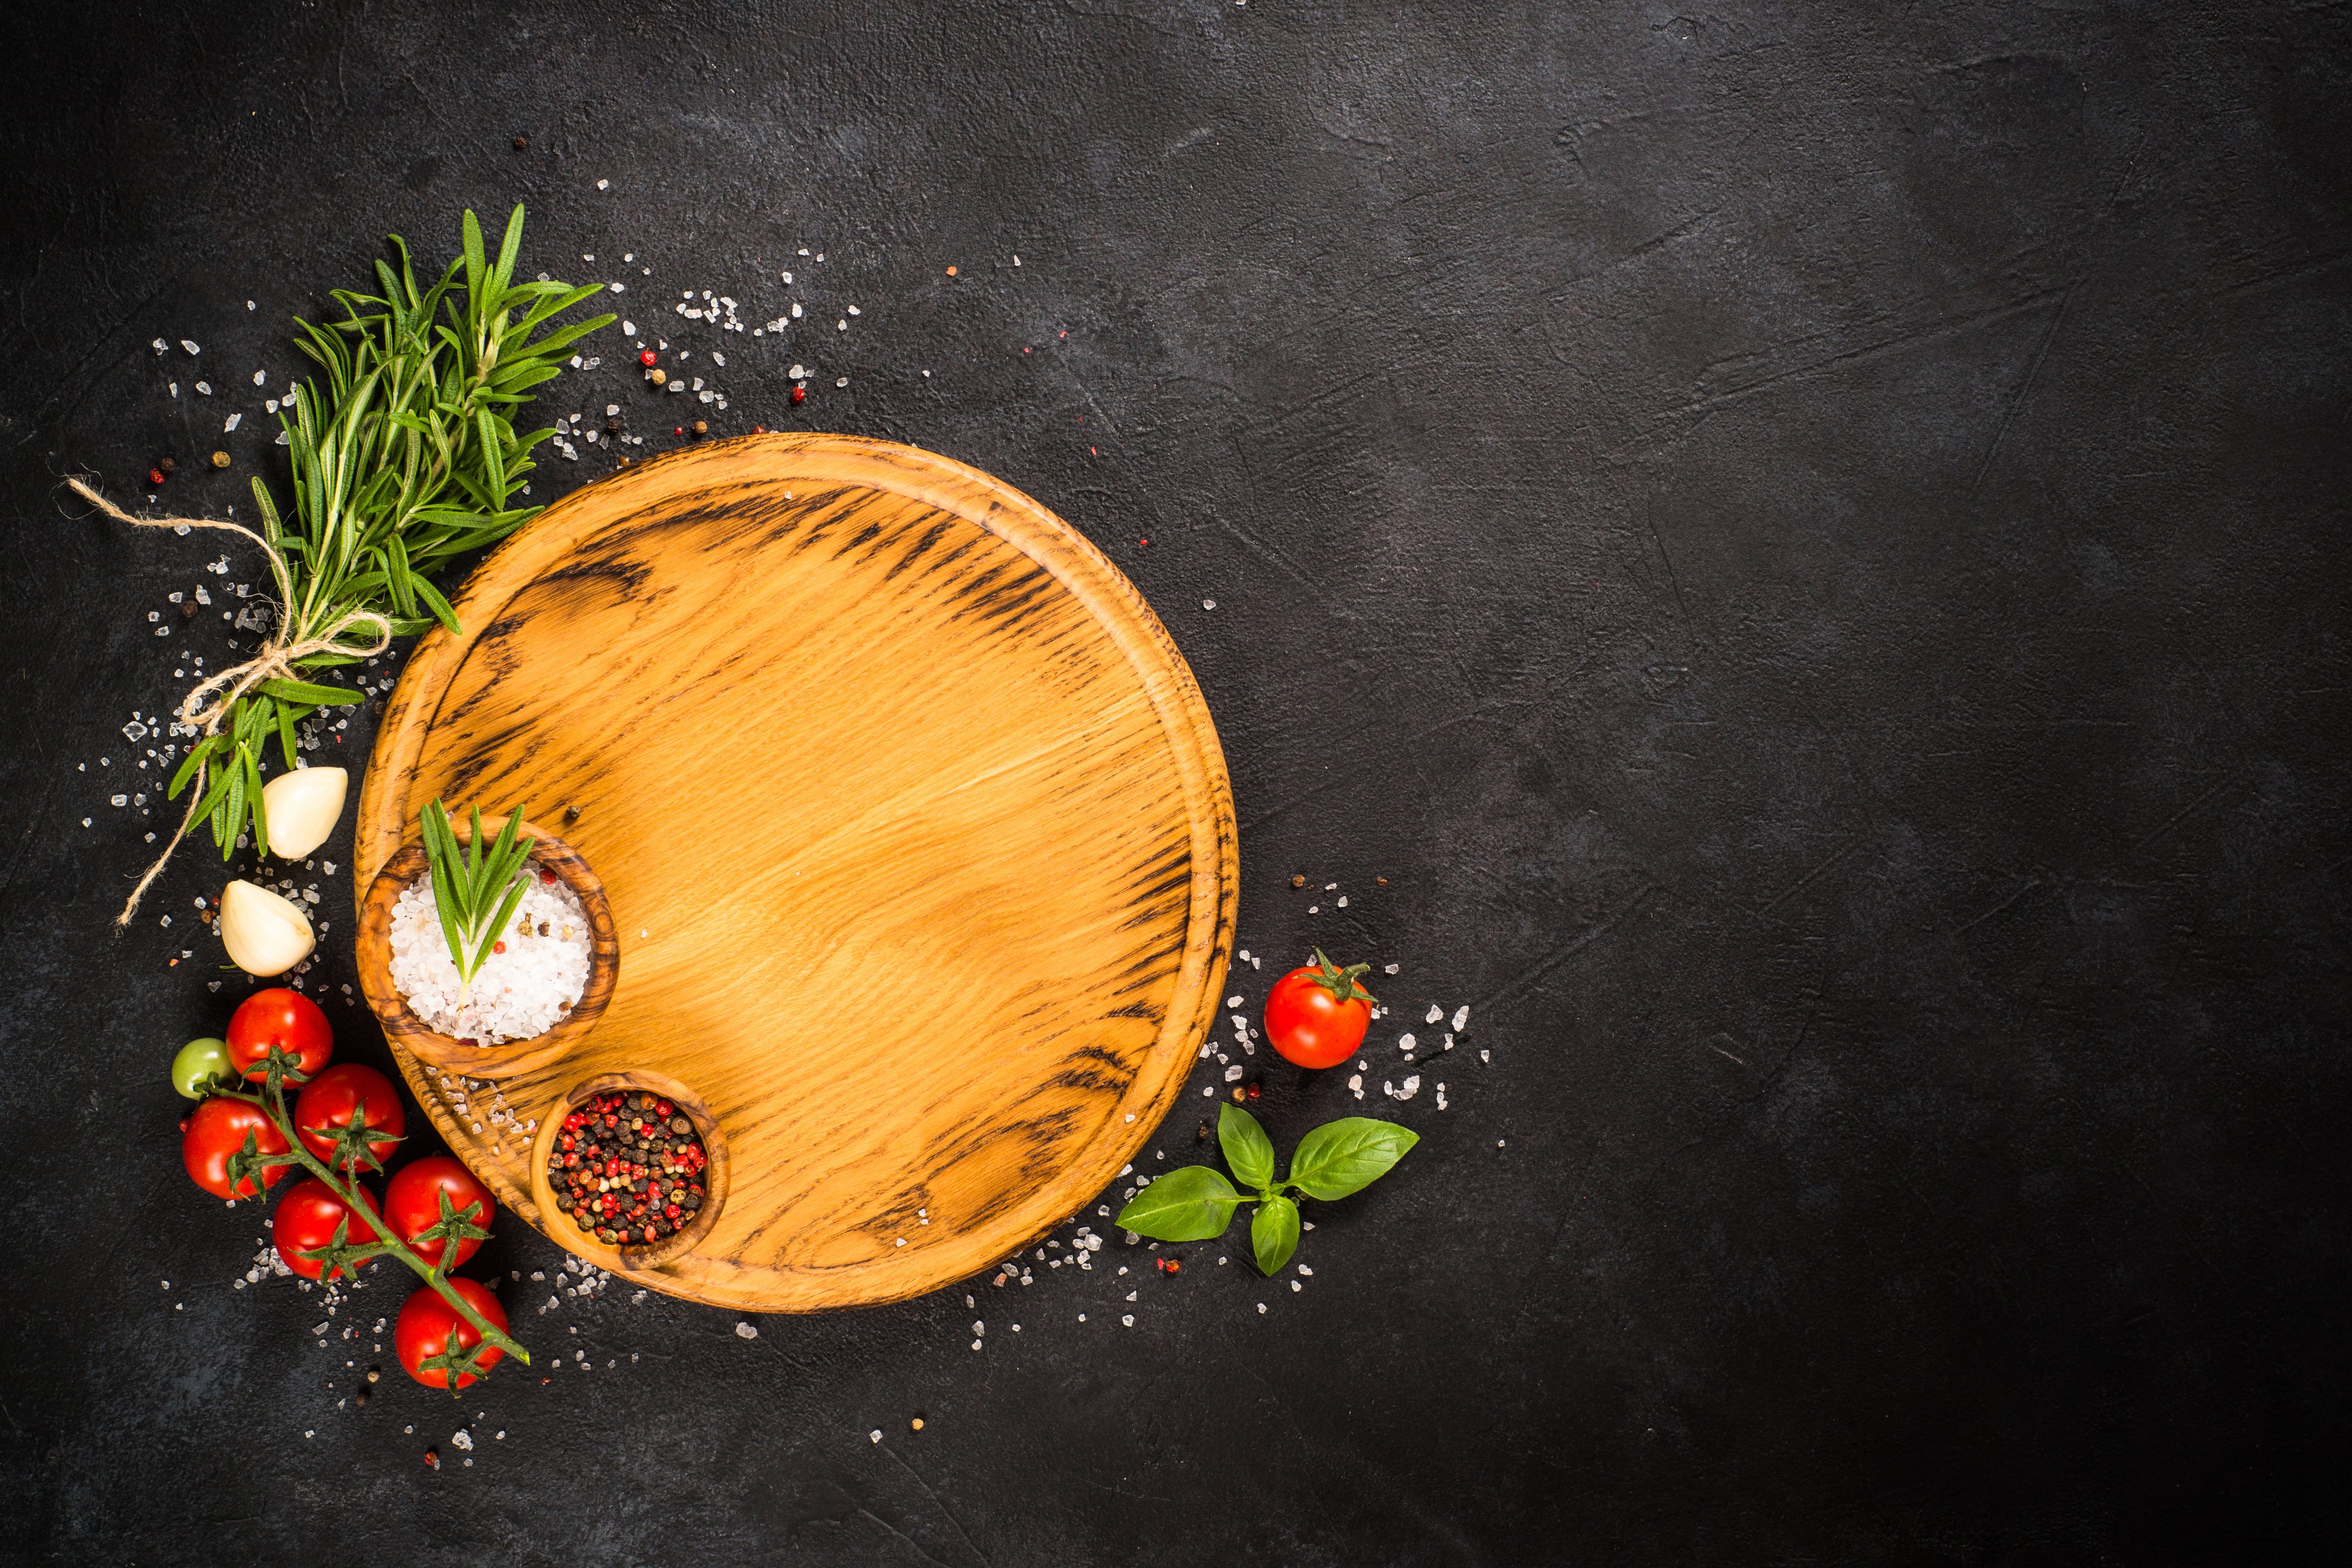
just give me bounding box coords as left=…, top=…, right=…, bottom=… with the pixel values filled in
left=260, top=765, right=347, bottom=859
left=218, top=879, right=314, bottom=976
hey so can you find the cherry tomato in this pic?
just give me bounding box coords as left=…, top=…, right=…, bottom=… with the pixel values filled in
left=181, top=1096, right=291, bottom=1199
left=171, top=1037, right=233, bottom=1099
left=292, top=1063, right=407, bottom=1171
left=384, top=1154, right=495, bottom=1270
left=394, top=1278, right=508, bottom=1389
left=225, top=988, right=334, bottom=1082
left=272, top=1177, right=383, bottom=1281
left=1261, top=948, right=1379, bottom=1069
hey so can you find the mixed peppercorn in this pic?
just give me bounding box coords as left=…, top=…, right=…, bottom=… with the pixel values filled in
left=548, top=1090, right=707, bottom=1247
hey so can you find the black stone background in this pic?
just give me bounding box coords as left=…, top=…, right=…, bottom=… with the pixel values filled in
left=2, top=2, right=2348, bottom=1564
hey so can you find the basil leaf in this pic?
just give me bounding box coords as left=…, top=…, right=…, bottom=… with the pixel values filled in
left=1287, top=1117, right=1420, bottom=1201
left=1251, top=1194, right=1300, bottom=1276
left=1218, top=1104, right=1276, bottom=1192
left=1114, top=1165, right=1241, bottom=1242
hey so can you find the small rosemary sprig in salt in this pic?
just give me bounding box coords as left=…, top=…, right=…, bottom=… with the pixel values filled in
left=419, top=800, right=536, bottom=1001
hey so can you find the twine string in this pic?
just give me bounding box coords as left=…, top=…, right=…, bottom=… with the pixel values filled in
left=65, top=477, right=392, bottom=926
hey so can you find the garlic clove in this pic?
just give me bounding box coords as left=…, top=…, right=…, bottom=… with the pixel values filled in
left=218, top=879, right=315, bottom=976
left=260, top=765, right=347, bottom=859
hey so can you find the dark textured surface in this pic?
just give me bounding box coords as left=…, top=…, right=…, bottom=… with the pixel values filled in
left=2, top=2, right=2349, bottom=1563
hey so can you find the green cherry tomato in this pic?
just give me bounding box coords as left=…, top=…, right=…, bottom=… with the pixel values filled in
left=171, top=1037, right=234, bottom=1100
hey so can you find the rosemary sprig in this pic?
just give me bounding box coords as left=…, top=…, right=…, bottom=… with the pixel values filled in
left=164, top=206, right=613, bottom=863
left=420, top=799, right=536, bottom=997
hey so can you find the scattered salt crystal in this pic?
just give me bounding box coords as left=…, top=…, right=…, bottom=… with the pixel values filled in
left=1425, top=1004, right=1443, bottom=1024
left=735, top=1321, right=758, bottom=1339
left=1453, top=1004, right=1471, bottom=1030
left=180, top=340, right=200, bottom=355
left=1384, top=963, right=1400, bottom=974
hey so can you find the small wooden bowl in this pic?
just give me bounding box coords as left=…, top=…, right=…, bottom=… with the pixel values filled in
left=354, top=816, right=620, bottom=1081
left=527, top=1070, right=730, bottom=1272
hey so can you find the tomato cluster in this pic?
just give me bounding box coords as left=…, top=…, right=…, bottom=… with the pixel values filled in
left=174, top=987, right=514, bottom=1390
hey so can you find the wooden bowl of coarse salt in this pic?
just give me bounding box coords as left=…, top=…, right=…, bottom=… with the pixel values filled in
left=355, top=815, right=620, bottom=1081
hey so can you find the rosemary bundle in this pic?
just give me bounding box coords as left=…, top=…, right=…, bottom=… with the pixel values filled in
left=76, top=205, right=612, bottom=923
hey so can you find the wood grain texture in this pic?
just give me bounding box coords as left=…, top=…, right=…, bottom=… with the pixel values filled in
left=352, top=433, right=1235, bottom=1312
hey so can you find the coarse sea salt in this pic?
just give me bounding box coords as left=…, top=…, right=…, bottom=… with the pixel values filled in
left=388, top=874, right=590, bottom=1044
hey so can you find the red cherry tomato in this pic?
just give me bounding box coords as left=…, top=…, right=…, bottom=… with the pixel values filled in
left=181, top=1096, right=290, bottom=1199
left=394, top=1278, right=508, bottom=1389
left=292, top=1063, right=407, bottom=1171
left=1261, top=949, right=1379, bottom=1069
left=225, top=988, right=334, bottom=1082
left=272, top=1177, right=383, bottom=1280
left=384, top=1155, right=495, bottom=1270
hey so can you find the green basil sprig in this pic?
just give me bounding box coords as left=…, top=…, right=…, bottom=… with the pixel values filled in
left=1114, top=1105, right=1418, bottom=1275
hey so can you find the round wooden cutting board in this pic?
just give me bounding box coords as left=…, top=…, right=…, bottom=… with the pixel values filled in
left=353, top=433, right=1235, bottom=1312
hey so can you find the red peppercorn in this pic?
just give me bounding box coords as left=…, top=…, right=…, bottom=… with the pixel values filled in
left=656, top=1100, right=673, bottom=1117
left=665, top=1203, right=681, bottom=1219
left=791, top=385, right=806, bottom=405
left=148, top=468, right=167, bottom=485
left=1246, top=1081, right=1261, bottom=1100
left=674, top=427, right=683, bottom=436
left=492, top=940, right=506, bottom=954
left=540, top=869, right=556, bottom=884
left=639, top=350, right=657, bottom=366
left=752, top=424, right=766, bottom=434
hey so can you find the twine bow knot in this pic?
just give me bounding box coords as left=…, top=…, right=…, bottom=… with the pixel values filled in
left=65, top=476, right=393, bottom=924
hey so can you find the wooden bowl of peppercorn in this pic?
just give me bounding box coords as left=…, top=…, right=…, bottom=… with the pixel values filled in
left=354, top=815, right=622, bottom=1082
left=528, top=1070, right=730, bottom=1273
